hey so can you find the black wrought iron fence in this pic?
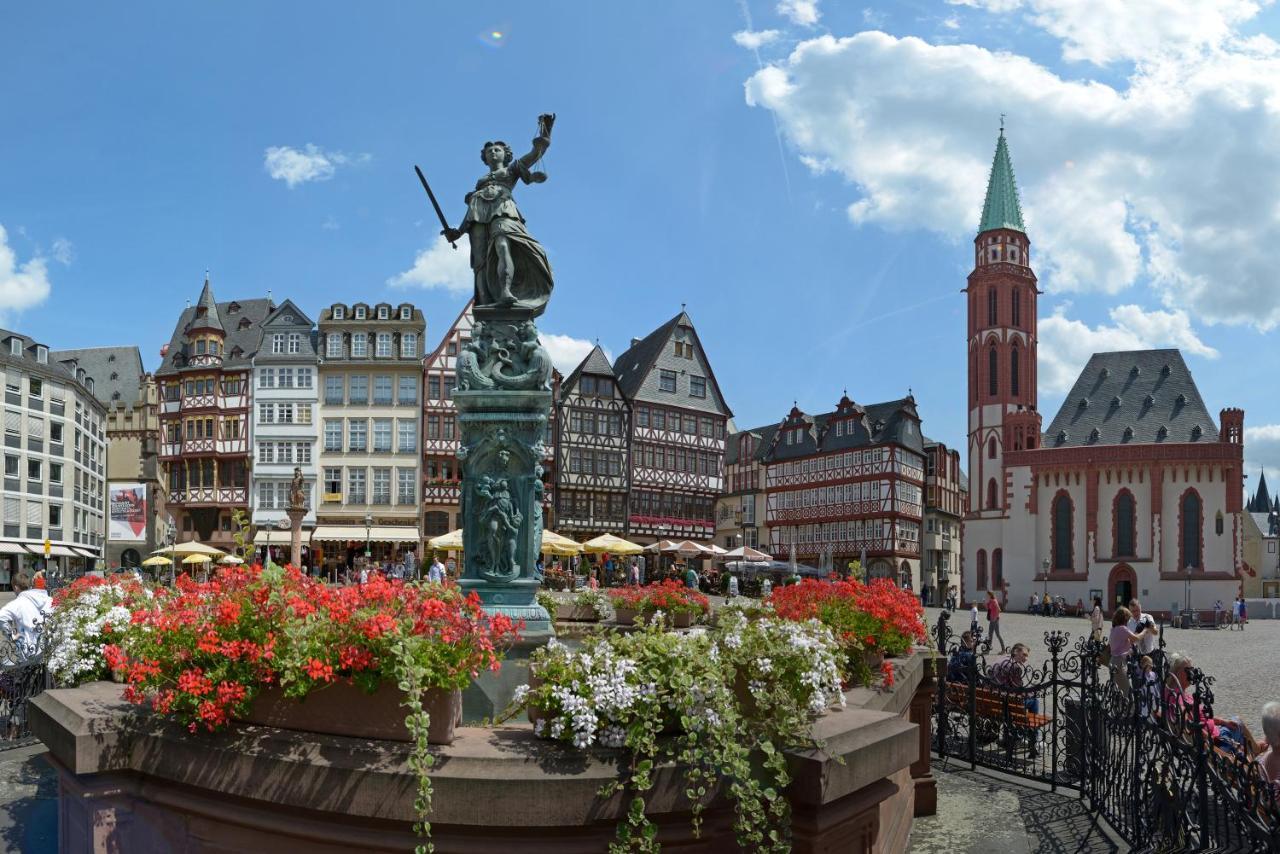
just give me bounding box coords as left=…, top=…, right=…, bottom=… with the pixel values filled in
left=0, top=633, right=52, bottom=749
left=932, top=611, right=1280, bottom=853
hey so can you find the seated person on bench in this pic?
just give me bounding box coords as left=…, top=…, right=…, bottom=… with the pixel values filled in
left=989, top=643, right=1038, bottom=714
left=946, top=630, right=977, bottom=683
left=1164, top=653, right=1258, bottom=758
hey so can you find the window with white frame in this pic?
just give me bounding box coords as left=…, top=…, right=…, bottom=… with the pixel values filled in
left=278, top=368, right=294, bottom=388
left=377, top=305, right=389, bottom=319
left=297, top=403, right=312, bottom=424
left=324, top=375, right=343, bottom=404
left=354, top=305, right=367, bottom=320
left=376, top=333, right=392, bottom=357
left=288, top=333, right=301, bottom=354
left=259, top=369, right=275, bottom=388
left=278, top=403, right=294, bottom=424
left=399, top=306, right=411, bottom=321
left=348, top=375, right=368, bottom=403
left=259, top=442, right=275, bottom=464
left=324, top=467, right=341, bottom=496
left=276, top=442, right=293, bottom=464
left=297, top=367, right=313, bottom=388
left=297, top=442, right=312, bottom=464
left=326, top=334, right=343, bottom=358
left=272, top=334, right=286, bottom=354
left=397, top=468, right=415, bottom=504
left=397, top=375, right=417, bottom=404
left=332, top=306, right=346, bottom=320
left=348, top=419, right=367, bottom=451
left=258, top=403, right=275, bottom=424
left=401, top=333, right=418, bottom=357
left=397, top=419, right=416, bottom=452
left=372, top=468, right=391, bottom=503
left=347, top=468, right=366, bottom=502
left=372, top=418, right=392, bottom=452
left=373, top=375, right=392, bottom=404
left=351, top=334, right=368, bottom=358
left=258, top=482, right=275, bottom=509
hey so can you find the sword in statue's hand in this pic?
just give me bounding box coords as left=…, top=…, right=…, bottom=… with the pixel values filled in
left=414, top=165, right=456, bottom=249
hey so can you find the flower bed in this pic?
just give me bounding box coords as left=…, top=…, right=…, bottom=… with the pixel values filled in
left=769, top=578, right=926, bottom=687
left=48, top=575, right=154, bottom=686
left=512, top=614, right=844, bottom=850
left=607, top=579, right=709, bottom=626
left=102, top=563, right=521, bottom=849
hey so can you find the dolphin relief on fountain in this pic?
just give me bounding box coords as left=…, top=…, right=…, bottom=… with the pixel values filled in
left=415, top=114, right=557, bottom=705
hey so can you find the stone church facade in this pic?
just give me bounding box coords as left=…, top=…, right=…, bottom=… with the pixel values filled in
left=962, top=132, right=1245, bottom=617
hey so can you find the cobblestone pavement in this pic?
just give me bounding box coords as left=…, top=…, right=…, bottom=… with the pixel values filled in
left=909, top=760, right=1121, bottom=854
left=926, top=607, right=1278, bottom=735
left=0, top=744, right=57, bottom=852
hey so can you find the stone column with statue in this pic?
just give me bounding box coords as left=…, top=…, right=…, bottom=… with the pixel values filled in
left=416, top=113, right=557, bottom=719
left=286, top=466, right=308, bottom=569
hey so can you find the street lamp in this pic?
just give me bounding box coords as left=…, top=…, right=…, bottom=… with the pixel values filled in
left=364, top=511, right=373, bottom=562
left=1041, top=557, right=1049, bottom=602
left=1184, top=565, right=1192, bottom=616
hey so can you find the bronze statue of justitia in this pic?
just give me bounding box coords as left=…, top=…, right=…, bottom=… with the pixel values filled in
left=439, top=114, right=556, bottom=317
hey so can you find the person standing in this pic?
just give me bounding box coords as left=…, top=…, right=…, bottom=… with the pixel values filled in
left=684, top=563, right=699, bottom=591
left=0, top=571, right=51, bottom=661
left=1238, top=595, right=1248, bottom=630
left=1029, top=593, right=1039, bottom=616
left=629, top=560, right=640, bottom=586
left=1089, top=596, right=1105, bottom=643
left=428, top=555, right=445, bottom=584
left=760, top=577, right=772, bottom=598
left=1127, top=600, right=1159, bottom=662
left=970, top=601, right=980, bottom=637
left=727, top=573, right=739, bottom=598
left=1108, top=606, right=1153, bottom=692
left=986, top=590, right=1007, bottom=653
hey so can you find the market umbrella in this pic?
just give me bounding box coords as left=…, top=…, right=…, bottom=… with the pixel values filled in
left=581, top=534, right=644, bottom=555
left=140, top=555, right=172, bottom=567
left=540, top=530, right=583, bottom=555
left=160, top=541, right=224, bottom=558
left=219, top=555, right=245, bottom=565
left=704, top=544, right=728, bottom=556
left=671, top=540, right=709, bottom=558
left=645, top=540, right=678, bottom=553
left=428, top=529, right=465, bottom=551
left=723, top=545, right=772, bottom=562
left=181, top=554, right=212, bottom=565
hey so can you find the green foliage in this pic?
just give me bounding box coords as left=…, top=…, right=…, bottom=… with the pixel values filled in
left=230, top=508, right=253, bottom=559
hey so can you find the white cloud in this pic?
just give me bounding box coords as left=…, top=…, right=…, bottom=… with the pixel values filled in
left=1038, top=304, right=1218, bottom=393
left=733, top=29, right=781, bottom=49
left=263, top=144, right=369, bottom=188
left=1245, top=424, right=1280, bottom=484
left=387, top=235, right=472, bottom=294
left=50, top=237, right=73, bottom=266
left=0, top=225, right=52, bottom=318
left=539, top=333, right=611, bottom=376
left=777, top=0, right=821, bottom=26
left=949, top=0, right=1269, bottom=66
left=321, top=216, right=340, bottom=231
left=744, top=26, right=1280, bottom=328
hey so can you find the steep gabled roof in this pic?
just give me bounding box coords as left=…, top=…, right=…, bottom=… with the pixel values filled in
left=187, top=277, right=224, bottom=333
left=562, top=344, right=617, bottom=394
left=724, top=423, right=779, bottom=466
left=261, top=298, right=314, bottom=328
left=764, top=395, right=923, bottom=462
left=424, top=299, right=474, bottom=367
left=978, top=130, right=1026, bottom=234
left=612, top=313, right=684, bottom=400
left=50, top=346, right=144, bottom=407
left=1043, top=349, right=1218, bottom=448
left=157, top=286, right=274, bottom=375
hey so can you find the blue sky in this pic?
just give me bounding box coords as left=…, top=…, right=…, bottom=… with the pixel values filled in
left=5, top=1, right=1280, bottom=486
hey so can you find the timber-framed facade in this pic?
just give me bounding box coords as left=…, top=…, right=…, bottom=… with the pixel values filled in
left=554, top=345, right=630, bottom=538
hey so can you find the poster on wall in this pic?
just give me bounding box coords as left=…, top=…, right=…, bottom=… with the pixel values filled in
left=108, top=483, right=148, bottom=541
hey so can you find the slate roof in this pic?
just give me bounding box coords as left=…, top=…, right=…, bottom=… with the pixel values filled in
left=612, top=313, right=684, bottom=400
left=563, top=344, right=616, bottom=393
left=0, top=329, right=105, bottom=410
left=724, top=423, right=778, bottom=466
left=979, top=130, right=1026, bottom=234
left=1250, top=512, right=1276, bottom=537
left=50, top=346, right=144, bottom=407
left=156, top=282, right=274, bottom=375
left=1043, top=349, right=1219, bottom=448
left=764, top=396, right=924, bottom=463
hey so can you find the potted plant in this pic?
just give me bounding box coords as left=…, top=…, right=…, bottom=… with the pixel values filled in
left=47, top=575, right=154, bottom=686
left=607, top=579, right=710, bottom=627
left=556, top=587, right=608, bottom=622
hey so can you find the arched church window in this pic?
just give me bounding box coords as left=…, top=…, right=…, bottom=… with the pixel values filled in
left=988, top=347, right=998, bottom=397
left=1181, top=491, right=1202, bottom=568
left=1053, top=492, right=1073, bottom=570
left=1010, top=345, right=1020, bottom=396
left=1012, top=289, right=1021, bottom=326
left=992, top=548, right=1003, bottom=588
left=986, top=478, right=998, bottom=510
left=976, top=549, right=988, bottom=590
left=988, top=437, right=996, bottom=459
left=988, top=289, right=997, bottom=325
left=1114, top=491, right=1135, bottom=557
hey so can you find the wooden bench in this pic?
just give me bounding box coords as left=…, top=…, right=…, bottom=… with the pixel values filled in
left=946, top=682, right=1051, bottom=730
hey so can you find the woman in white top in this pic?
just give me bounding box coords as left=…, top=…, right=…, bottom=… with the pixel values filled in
left=1089, top=597, right=1105, bottom=642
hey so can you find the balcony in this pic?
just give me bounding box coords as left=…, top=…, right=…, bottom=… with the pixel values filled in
left=186, top=353, right=224, bottom=369
left=170, top=486, right=247, bottom=506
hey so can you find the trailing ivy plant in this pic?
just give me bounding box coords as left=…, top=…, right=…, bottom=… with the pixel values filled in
left=510, top=614, right=845, bottom=851
left=392, top=634, right=435, bottom=854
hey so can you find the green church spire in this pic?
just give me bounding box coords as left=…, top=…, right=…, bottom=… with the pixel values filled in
left=978, top=128, right=1026, bottom=234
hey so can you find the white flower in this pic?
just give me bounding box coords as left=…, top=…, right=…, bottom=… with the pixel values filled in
left=534, top=719, right=547, bottom=737
left=512, top=684, right=530, bottom=705
left=757, top=657, right=773, bottom=675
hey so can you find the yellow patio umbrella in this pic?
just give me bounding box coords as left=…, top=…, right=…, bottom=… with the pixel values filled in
left=428, top=529, right=465, bottom=551
left=162, top=541, right=225, bottom=558
left=540, top=530, right=583, bottom=555
left=581, top=533, right=644, bottom=556
left=181, top=554, right=213, bottom=565
left=140, top=555, right=172, bottom=567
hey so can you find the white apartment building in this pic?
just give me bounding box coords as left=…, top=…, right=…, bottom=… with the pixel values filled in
left=0, top=330, right=108, bottom=586
left=249, top=301, right=319, bottom=562
left=316, top=302, right=424, bottom=573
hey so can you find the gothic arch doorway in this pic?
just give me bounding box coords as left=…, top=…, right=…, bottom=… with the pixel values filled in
left=1108, top=563, right=1136, bottom=611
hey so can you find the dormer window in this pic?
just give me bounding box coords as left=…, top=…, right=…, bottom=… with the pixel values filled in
left=36, top=346, right=47, bottom=364
left=1088, top=428, right=1100, bottom=443
left=1161, top=364, right=1170, bottom=376
left=107, top=354, right=116, bottom=362
left=1122, top=426, right=1134, bottom=442
left=1144, top=394, right=1155, bottom=407
left=1078, top=397, right=1089, bottom=409
left=1175, top=393, right=1186, bottom=406
left=110, top=372, right=118, bottom=380
left=400, top=306, right=412, bottom=321
left=1111, top=396, right=1122, bottom=408
left=1191, top=425, right=1203, bottom=440
left=354, top=306, right=367, bottom=320
left=1056, top=430, right=1068, bottom=444
left=333, top=306, right=346, bottom=320
left=1157, top=425, right=1168, bottom=440
left=9, top=339, right=20, bottom=356
left=86, top=378, right=94, bottom=394
left=283, top=314, right=295, bottom=324
left=238, top=317, right=251, bottom=329
left=377, top=305, right=389, bottom=319
left=227, top=302, right=241, bottom=314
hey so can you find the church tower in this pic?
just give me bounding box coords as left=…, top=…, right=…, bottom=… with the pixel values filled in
left=966, top=129, right=1040, bottom=523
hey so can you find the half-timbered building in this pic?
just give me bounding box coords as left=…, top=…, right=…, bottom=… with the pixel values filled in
left=962, top=129, right=1246, bottom=615
left=156, top=278, right=265, bottom=549
left=554, top=345, right=630, bottom=539
left=612, top=311, right=731, bottom=544
left=922, top=436, right=964, bottom=604
left=763, top=395, right=926, bottom=585
left=715, top=424, right=776, bottom=551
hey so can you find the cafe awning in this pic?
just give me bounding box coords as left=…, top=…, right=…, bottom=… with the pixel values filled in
left=0, top=542, right=28, bottom=555
left=24, top=544, right=79, bottom=558
left=253, top=530, right=312, bottom=546
left=311, top=525, right=421, bottom=544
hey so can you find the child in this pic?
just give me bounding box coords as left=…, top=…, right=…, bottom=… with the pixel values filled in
left=1138, top=655, right=1160, bottom=719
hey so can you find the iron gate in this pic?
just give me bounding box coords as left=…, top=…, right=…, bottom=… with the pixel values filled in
left=932, top=611, right=1280, bottom=853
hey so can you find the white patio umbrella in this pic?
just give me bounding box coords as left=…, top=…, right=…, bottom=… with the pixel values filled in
left=723, top=545, right=772, bottom=562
